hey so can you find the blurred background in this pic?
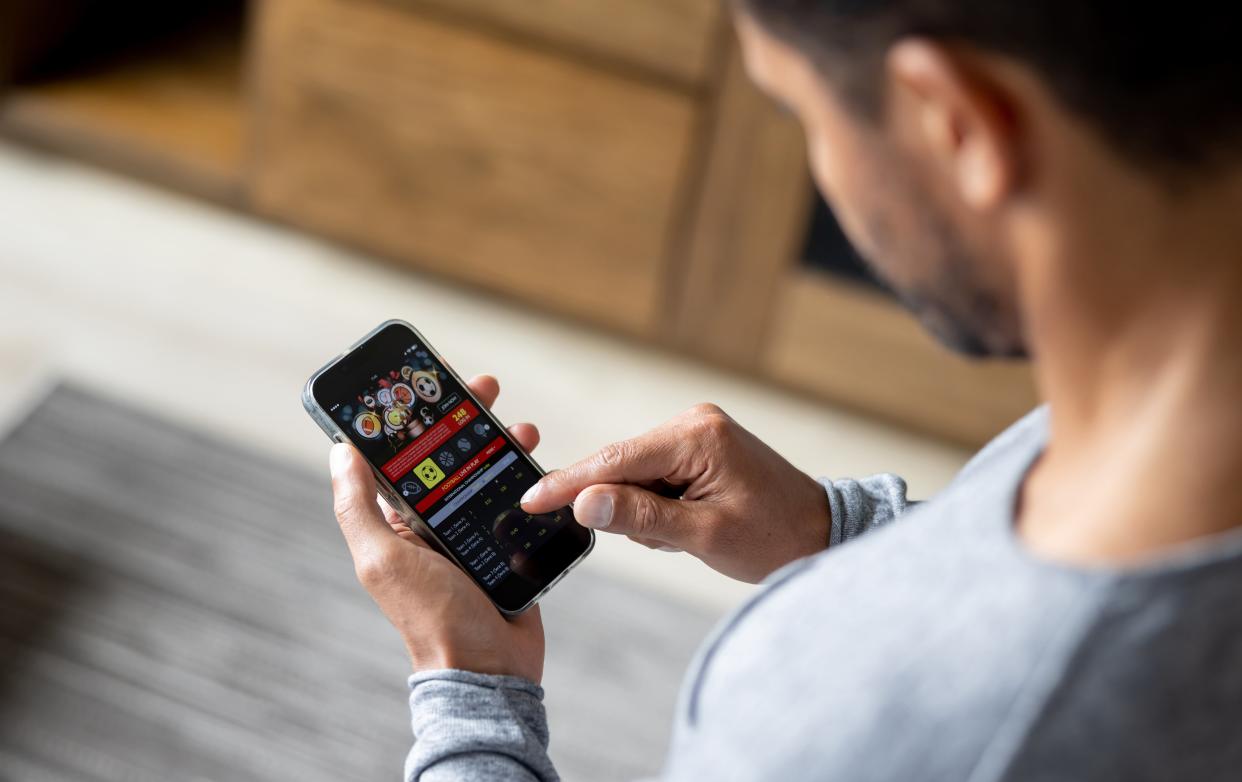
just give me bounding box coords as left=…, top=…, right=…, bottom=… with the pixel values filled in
left=0, top=2, right=1034, bottom=780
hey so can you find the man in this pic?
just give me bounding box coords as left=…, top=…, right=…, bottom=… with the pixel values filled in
left=327, top=0, right=1242, bottom=778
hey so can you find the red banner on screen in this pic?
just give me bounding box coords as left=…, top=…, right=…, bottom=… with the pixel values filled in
left=380, top=400, right=480, bottom=482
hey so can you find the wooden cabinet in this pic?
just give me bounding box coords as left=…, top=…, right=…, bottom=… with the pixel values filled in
left=761, top=274, right=1037, bottom=446
left=0, top=2, right=248, bottom=202
left=375, top=0, right=724, bottom=85
left=0, top=0, right=1036, bottom=445
left=251, top=0, right=698, bottom=335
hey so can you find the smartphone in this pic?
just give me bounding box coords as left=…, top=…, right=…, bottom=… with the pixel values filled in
left=303, top=320, right=593, bottom=614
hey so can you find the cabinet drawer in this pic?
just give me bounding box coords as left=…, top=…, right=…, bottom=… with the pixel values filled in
left=372, top=0, right=723, bottom=86
left=252, top=0, right=699, bottom=335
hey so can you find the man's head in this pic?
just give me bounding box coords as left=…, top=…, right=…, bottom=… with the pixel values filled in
left=733, top=1, right=1242, bottom=357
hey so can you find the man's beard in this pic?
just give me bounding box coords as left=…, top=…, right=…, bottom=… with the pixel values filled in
left=860, top=216, right=1028, bottom=360
left=892, top=269, right=1028, bottom=359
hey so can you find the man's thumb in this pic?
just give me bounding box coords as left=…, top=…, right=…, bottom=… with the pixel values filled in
left=329, top=443, right=397, bottom=557
left=572, top=484, right=697, bottom=546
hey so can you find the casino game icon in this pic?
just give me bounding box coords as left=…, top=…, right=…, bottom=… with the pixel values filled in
left=353, top=411, right=383, bottom=439
left=385, top=404, right=411, bottom=428
left=412, top=370, right=442, bottom=403
left=392, top=382, right=415, bottom=406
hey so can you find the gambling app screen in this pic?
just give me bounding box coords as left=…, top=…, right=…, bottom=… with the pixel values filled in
left=314, top=325, right=590, bottom=608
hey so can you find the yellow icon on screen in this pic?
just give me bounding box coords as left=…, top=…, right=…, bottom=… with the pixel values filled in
left=415, top=458, right=445, bottom=488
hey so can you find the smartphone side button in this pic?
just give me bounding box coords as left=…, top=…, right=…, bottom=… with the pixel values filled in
left=376, top=483, right=402, bottom=508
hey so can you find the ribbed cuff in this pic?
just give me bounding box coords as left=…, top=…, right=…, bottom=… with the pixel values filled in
left=405, top=669, right=557, bottom=781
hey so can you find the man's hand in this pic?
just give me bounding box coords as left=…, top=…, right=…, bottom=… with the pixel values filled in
left=329, top=374, right=544, bottom=682
left=520, top=404, right=830, bottom=583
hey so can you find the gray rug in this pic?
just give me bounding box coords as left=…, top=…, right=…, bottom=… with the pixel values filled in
left=0, top=384, right=719, bottom=781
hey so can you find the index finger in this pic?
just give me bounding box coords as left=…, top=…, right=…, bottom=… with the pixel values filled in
left=520, top=429, right=690, bottom=513
left=466, top=374, right=500, bottom=409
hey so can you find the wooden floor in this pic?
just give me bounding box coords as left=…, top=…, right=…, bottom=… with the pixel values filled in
left=0, top=385, right=718, bottom=781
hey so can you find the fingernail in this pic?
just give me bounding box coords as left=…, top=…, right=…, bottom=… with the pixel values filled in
left=574, top=492, right=613, bottom=529
left=657, top=545, right=682, bottom=553
left=329, top=443, right=352, bottom=476
left=520, top=482, right=544, bottom=506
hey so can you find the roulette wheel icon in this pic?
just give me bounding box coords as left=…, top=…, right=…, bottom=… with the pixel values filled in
left=456, top=437, right=471, bottom=453
left=412, top=371, right=442, bottom=403
left=391, top=383, right=415, bottom=406
left=384, top=405, right=412, bottom=429
left=353, top=411, right=383, bottom=439
left=376, top=387, right=394, bottom=407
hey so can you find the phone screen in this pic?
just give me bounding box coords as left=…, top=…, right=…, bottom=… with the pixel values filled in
left=309, top=322, right=592, bottom=611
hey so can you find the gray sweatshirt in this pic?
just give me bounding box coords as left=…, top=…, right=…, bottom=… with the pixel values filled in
left=402, top=408, right=1242, bottom=780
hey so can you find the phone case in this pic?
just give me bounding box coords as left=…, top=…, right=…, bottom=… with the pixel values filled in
left=302, top=318, right=592, bottom=615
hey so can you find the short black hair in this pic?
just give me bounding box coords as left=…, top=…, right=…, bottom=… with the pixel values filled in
left=736, top=0, right=1242, bottom=177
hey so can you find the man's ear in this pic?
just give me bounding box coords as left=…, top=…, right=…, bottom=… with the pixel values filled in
left=886, top=39, right=1022, bottom=210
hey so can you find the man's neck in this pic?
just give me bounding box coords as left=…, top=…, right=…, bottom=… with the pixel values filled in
left=1016, top=171, right=1242, bottom=565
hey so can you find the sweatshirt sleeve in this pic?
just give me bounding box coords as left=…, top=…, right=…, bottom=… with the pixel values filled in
left=819, top=474, right=911, bottom=547
left=405, top=669, right=559, bottom=782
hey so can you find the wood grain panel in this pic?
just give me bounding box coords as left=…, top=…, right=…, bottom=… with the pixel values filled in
left=374, top=0, right=722, bottom=86
left=252, top=0, right=698, bottom=336
left=763, top=272, right=1039, bottom=446
left=669, top=37, right=810, bottom=367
